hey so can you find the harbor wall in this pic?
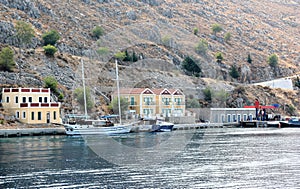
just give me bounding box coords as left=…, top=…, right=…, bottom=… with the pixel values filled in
left=0, top=127, right=66, bottom=137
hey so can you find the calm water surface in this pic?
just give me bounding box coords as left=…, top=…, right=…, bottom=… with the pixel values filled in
left=0, top=127, right=300, bottom=188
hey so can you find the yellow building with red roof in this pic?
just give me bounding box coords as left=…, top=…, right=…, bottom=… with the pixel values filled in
left=1, top=88, right=62, bottom=125
left=112, top=88, right=185, bottom=118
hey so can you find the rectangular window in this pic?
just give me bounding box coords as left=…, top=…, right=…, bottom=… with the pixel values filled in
left=237, top=114, right=241, bottom=122
left=214, top=114, right=219, bottom=123
left=130, top=97, right=135, bottom=105
left=38, top=112, right=42, bottom=120
left=53, top=111, right=57, bottom=120
left=39, top=97, right=42, bottom=103
left=29, top=97, right=32, bottom=103
left=22, top=97, right=26, bottom=103
left=22, top=111, right=26, bottom=119
left=6, top=96, right=10, bottom=103
left=232, top=114, right=236, bottom=122
left=175, top=98, right=182, bottom=105
left=227, top=114, right=231, bottom=122
left=44, top=97, right=47, bottom=103
left=221, top=114, right=225, bottom=123
left=16, top=111, right=20, bottom=119
left=249, top=114, right=253, bottom=121
left=162, top=98, right=171, bottom=105
left=243, top=114, right=248, bottom=121
left=31, top=112, right=34, bottom=120
left=162, top=109, right=171, bottom=116
left=15, top=96, right=19, bottom=103
left=144, top=97, right=152, bottom=105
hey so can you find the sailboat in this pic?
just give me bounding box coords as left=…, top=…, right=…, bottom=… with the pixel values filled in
left=63, top=59, right=132, bottom=135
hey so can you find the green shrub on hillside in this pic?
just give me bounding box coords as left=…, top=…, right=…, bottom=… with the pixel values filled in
left=42, top=30, right=60, bottom=46
left=109, top=97, right=129, bottom=117
left=193, top=27, right=199, bottom=35
left=114, top=51, right=126, bottom=61
left=92, top=26, right=104, bottom=39
left=43, top=45, right=57, bottom=56
left=268, top=54, right=279, bottom=68
left=44, top=76, right=58, bottom=94
left=186, top=98, right=201, bottom=108
left=215, top=52, right=224, bottom=63
left=229, top=64, right=240, bottom=79
left=97, top=47, right=109, bottom=56
left=195, top=39, right=208, bottom=55
left=162, top=35, right=172, bottom=46
left=15, top=21, right=35, bottom=48
left=211, top=23, right=223, bottom=35
left=0, top=47, right=15, bottom=72
left=58, top=92, right=64, bottom=101
left=181, top=56, right=201, bottom=77
left=74, top=87, right=94, bottom=113
left=224, top=32, right=231, bottom=42
left=203, top=87, right=213, bottom=102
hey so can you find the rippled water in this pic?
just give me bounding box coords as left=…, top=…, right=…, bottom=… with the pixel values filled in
left=1, top=127, right=300, bottom=188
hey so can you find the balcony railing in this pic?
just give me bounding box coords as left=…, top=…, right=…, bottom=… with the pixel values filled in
left=20, top=102, right=60, bottom=108
left=162, top=102, right=170, bottom=105
left=3, top=88, right=50, bottom=93
left=129, top=102, right=137, bottom=106
left=174, top=102, right=185, bottom=105
left=143, top=102, right=156, bottom=106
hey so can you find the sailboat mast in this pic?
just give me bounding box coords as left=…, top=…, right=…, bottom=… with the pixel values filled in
left=115, top=59, right=122, bottom=124
left=81, top=59, right=88, bottom=116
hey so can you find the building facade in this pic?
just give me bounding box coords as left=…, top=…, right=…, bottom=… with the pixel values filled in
left=113, top=88, right=185, bottom=118
left=1, top=88, right=62, bottom=124
left=192, top=108, right=256, bottom=123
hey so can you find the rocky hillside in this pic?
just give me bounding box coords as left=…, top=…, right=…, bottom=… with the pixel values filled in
left=0, top=0, right=299, bottom=115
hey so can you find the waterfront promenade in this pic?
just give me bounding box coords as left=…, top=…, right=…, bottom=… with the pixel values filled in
left=0, top=122, right=235, bottom=137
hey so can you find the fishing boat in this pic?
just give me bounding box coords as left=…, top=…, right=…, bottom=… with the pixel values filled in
left=63, top=59, right=133, bottom=135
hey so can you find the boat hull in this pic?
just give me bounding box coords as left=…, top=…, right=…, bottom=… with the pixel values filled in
left=151, top=124, right=174, bottom=132
left=64, top=124, right=132, bottom=135
left=279, top=121, right=300, bottom=128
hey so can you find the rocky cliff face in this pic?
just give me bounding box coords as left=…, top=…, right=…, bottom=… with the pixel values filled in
left=0, top=0, right=299, bottom=115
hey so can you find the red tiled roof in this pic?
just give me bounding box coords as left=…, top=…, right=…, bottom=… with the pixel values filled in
left=113, top=88, right=152, bottom=95
left=113, top=88, right=184, bottom=95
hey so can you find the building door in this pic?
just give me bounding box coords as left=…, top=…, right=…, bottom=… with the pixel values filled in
left=46, top=112, right=50, bottom=124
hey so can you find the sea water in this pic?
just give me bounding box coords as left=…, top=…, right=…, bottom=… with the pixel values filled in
left=0, top=127, right=300, bottom=188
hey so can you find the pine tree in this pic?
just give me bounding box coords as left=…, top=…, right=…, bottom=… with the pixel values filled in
left=132, top=51, right=138, bottom=62
left=247, top=54, right=252, bottom=64
left=229, top=65, right=240, bottom=79
left=0, top=47, right=15, bottom=72
left=268, top=54, right=279, bottom=68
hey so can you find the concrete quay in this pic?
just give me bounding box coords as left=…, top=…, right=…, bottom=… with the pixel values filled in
left=0, top=127, right=66, bottom=137
left=173, top=123, right=226, bottom=130
left=131, top=122, right=230, bottom=132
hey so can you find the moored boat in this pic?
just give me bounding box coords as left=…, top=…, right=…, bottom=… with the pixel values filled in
left=136, top=118, right=174, bottom=132
left=151, top=120, right=174, bottom=132
left=63, top=114, right=132, bottom=135
left=63, top=59, right=133, bottom=135
left=279, top=118, right=300, bottom=128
